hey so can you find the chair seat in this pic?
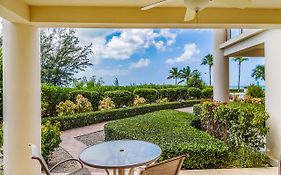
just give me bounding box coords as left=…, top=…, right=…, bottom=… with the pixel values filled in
left=68, top=168, right=92, bottom=175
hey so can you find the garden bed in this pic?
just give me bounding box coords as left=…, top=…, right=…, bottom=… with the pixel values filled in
left=43, top=100, right=200, bottom=131
left=104, top=110, right=229, bottom=169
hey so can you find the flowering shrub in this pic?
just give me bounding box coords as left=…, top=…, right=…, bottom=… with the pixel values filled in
left=156, top=98, right=169, bottom=104
left=75, top=94, right=93, bottom=113
left=56, top=100, right=76, bottom=116
left=98, top=97, right=115, bottom=110
left=133, top=96, right=146, bottom=106
left=41, top=121, right=61, bottom=160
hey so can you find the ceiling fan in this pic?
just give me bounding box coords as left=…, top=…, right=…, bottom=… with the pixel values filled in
left=141, top=0, right=252, bottom=21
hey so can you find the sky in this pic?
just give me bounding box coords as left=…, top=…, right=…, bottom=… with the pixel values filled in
left=75, top=28, right=264, bottom=87
left=0, top=18, right=265, bottom=87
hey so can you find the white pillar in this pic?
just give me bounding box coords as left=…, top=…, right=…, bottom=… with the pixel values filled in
left=264, top=30, right=281, bottom=162
left=3, top=21, right=41, bottom=175
left=213, top=29, right=229, bottom=102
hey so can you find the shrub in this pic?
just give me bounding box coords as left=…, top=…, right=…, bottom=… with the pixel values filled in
left=133, top=88, right=158, bottom=103
left=156, top=98, right=169, bottom=104
left=158, top=88, right=177, bottom=101
left=56, top=100, right=76, bottom=116
left=70, top=90, right=101, bottom=110
left=202, top=87, right=213, bottom=98
left=246, top=85, right=265, bottom=98
left=41, top=84, right=71, bottom=117
left=199, top=101, right=269, bottom=150
left=175, top=87, right=188, bottom=100
left=193, top=104, right=203, bottom=116
left=229, top=147, right=268, bottom=168
left=187, top=87, right=202, bottom=99
left=104, top=110, right=229, bottom=169
left=75, top=94, right=93, bottom=113
left=104, top=90, right=134, bottom=107
left=43, top=100, right=200, bottom=131
left=41, top=121, right=61, bottom=160
left=98, top=97, right=115, bottom=110
left=133, top=96, right=146, bottom=106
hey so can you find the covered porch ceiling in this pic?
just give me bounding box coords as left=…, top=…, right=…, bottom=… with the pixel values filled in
left=2, top=0, right=281, bottom=28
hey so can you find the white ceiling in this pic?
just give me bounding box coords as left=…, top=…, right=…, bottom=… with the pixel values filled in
left=24, top=0, right=281, bottom=8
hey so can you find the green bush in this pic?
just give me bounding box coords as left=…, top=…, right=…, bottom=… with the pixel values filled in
left=133, top=88, right=158, bottom=103
left=104, top=110, right=229, bottom=169
left=246, top=85, right=265, bottom=98
left=104, top=90, right=134, bottom=107
left=41, top=121, right=61, bottom=160
left=42, top=84, right=71, bottom=117
left=43, top=100, right=200, bottom=131
left=70, top=90, right=101, bottom=110
left=229, top=147, right=268, bottom=168
left=193, top=104, right=203, bottom=116
left=175, top=87, right=188, bottom=100
left=158, top=88, right=177, bottom=101
left=199, top=101, right=269, bottom=150
left=187, top=87, right=202, bottom=99
left=202, top=87, right=213, bottom=98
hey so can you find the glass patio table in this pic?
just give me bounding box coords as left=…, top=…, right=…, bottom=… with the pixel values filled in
left=79, top=140, right=162, bottom=175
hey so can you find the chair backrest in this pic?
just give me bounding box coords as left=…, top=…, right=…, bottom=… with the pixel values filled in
left=29, top=144, right=51, bottom=175
left=140, top=155, right=187, bottom=175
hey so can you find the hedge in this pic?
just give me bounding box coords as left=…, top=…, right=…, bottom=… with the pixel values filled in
left=42, top=100, right=200, bottom=131
left=70, top=90, right=102, bottom=110
left=104, top=90, right=134, bottom=107
left=104, top=110, right=229, bottom=169
left=133, top=88, right=158, bottom=103
left=187, top=87, right=202, bottom=99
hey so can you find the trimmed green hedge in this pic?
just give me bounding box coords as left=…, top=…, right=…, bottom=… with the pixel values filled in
left=133, top=88, right=158, bottom=103
left=187, top=87, right=202, bottom=99
left=43, top=100, right=200, bottom=131
left=104, top=110, right=229, bottom=169
left=104, top=90, right=134, bottom=107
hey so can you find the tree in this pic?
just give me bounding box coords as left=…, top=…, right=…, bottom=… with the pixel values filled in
left=41, top=28, right=93, bottom=86
left=252, top=65, right=265, bottom=82
left=179, top=66, right=198, bottom=84
left=167, top=67, right=181, bottom=85
left=233, top=57, right=248, bottom=91
left=186, top=70, right=206, bottom=89
left=113, top=77, right=119, bottom=86
left=201, top=54, right=213, bottom=86
left=86, top=76, right=104, bottom=88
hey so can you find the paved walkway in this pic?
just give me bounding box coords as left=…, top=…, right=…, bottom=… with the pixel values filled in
left=59, top=107, right=277, bottom=175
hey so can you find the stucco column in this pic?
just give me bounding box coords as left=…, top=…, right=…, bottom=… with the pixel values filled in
left=264, top=30, right=281, bottom=162
left=212, top=29, right=229, bottom=102
left=3, top=21, right=41, bottom=175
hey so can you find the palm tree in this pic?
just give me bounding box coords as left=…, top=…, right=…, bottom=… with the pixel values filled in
left=233, top=57, right=249, bottom=91
left=251, top=65, right=265, bottom=82
left=179, top=66, right=198, bottom=84
left=201, top=54, right=213, bottom=86
left=167, top=67, right=181, bottom=85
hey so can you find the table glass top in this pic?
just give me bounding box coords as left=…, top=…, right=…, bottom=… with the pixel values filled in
left=79, top=140, right=162, bottom=168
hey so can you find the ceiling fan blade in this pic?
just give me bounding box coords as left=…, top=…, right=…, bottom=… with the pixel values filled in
left=184, top=8, right=196, bottom=21
left=141, top=0, right=176, bottom=10
left=214, top=0, right=252, bottom=9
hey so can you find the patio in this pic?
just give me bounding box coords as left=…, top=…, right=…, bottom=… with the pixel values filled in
left=1, top=1, right=281, bottom=175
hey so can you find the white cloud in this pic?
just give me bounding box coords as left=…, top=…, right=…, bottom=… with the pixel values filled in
left=130, top=58, right=151, bottom=69
left=165, top=43, right=200, bottom=64
left=77, top=29, right=179, bottom=63
left=93, top=68, right=130, bottom=77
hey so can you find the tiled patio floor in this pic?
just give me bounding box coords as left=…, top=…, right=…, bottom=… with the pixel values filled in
left=60, top=107, right=277, bottom=175
left=52, top=167, right=277, bottom=175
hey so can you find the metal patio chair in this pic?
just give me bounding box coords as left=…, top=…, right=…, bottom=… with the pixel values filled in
left=29, top=144, right=91, bottom=175
left=140, top=155, right=188, bottom=175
